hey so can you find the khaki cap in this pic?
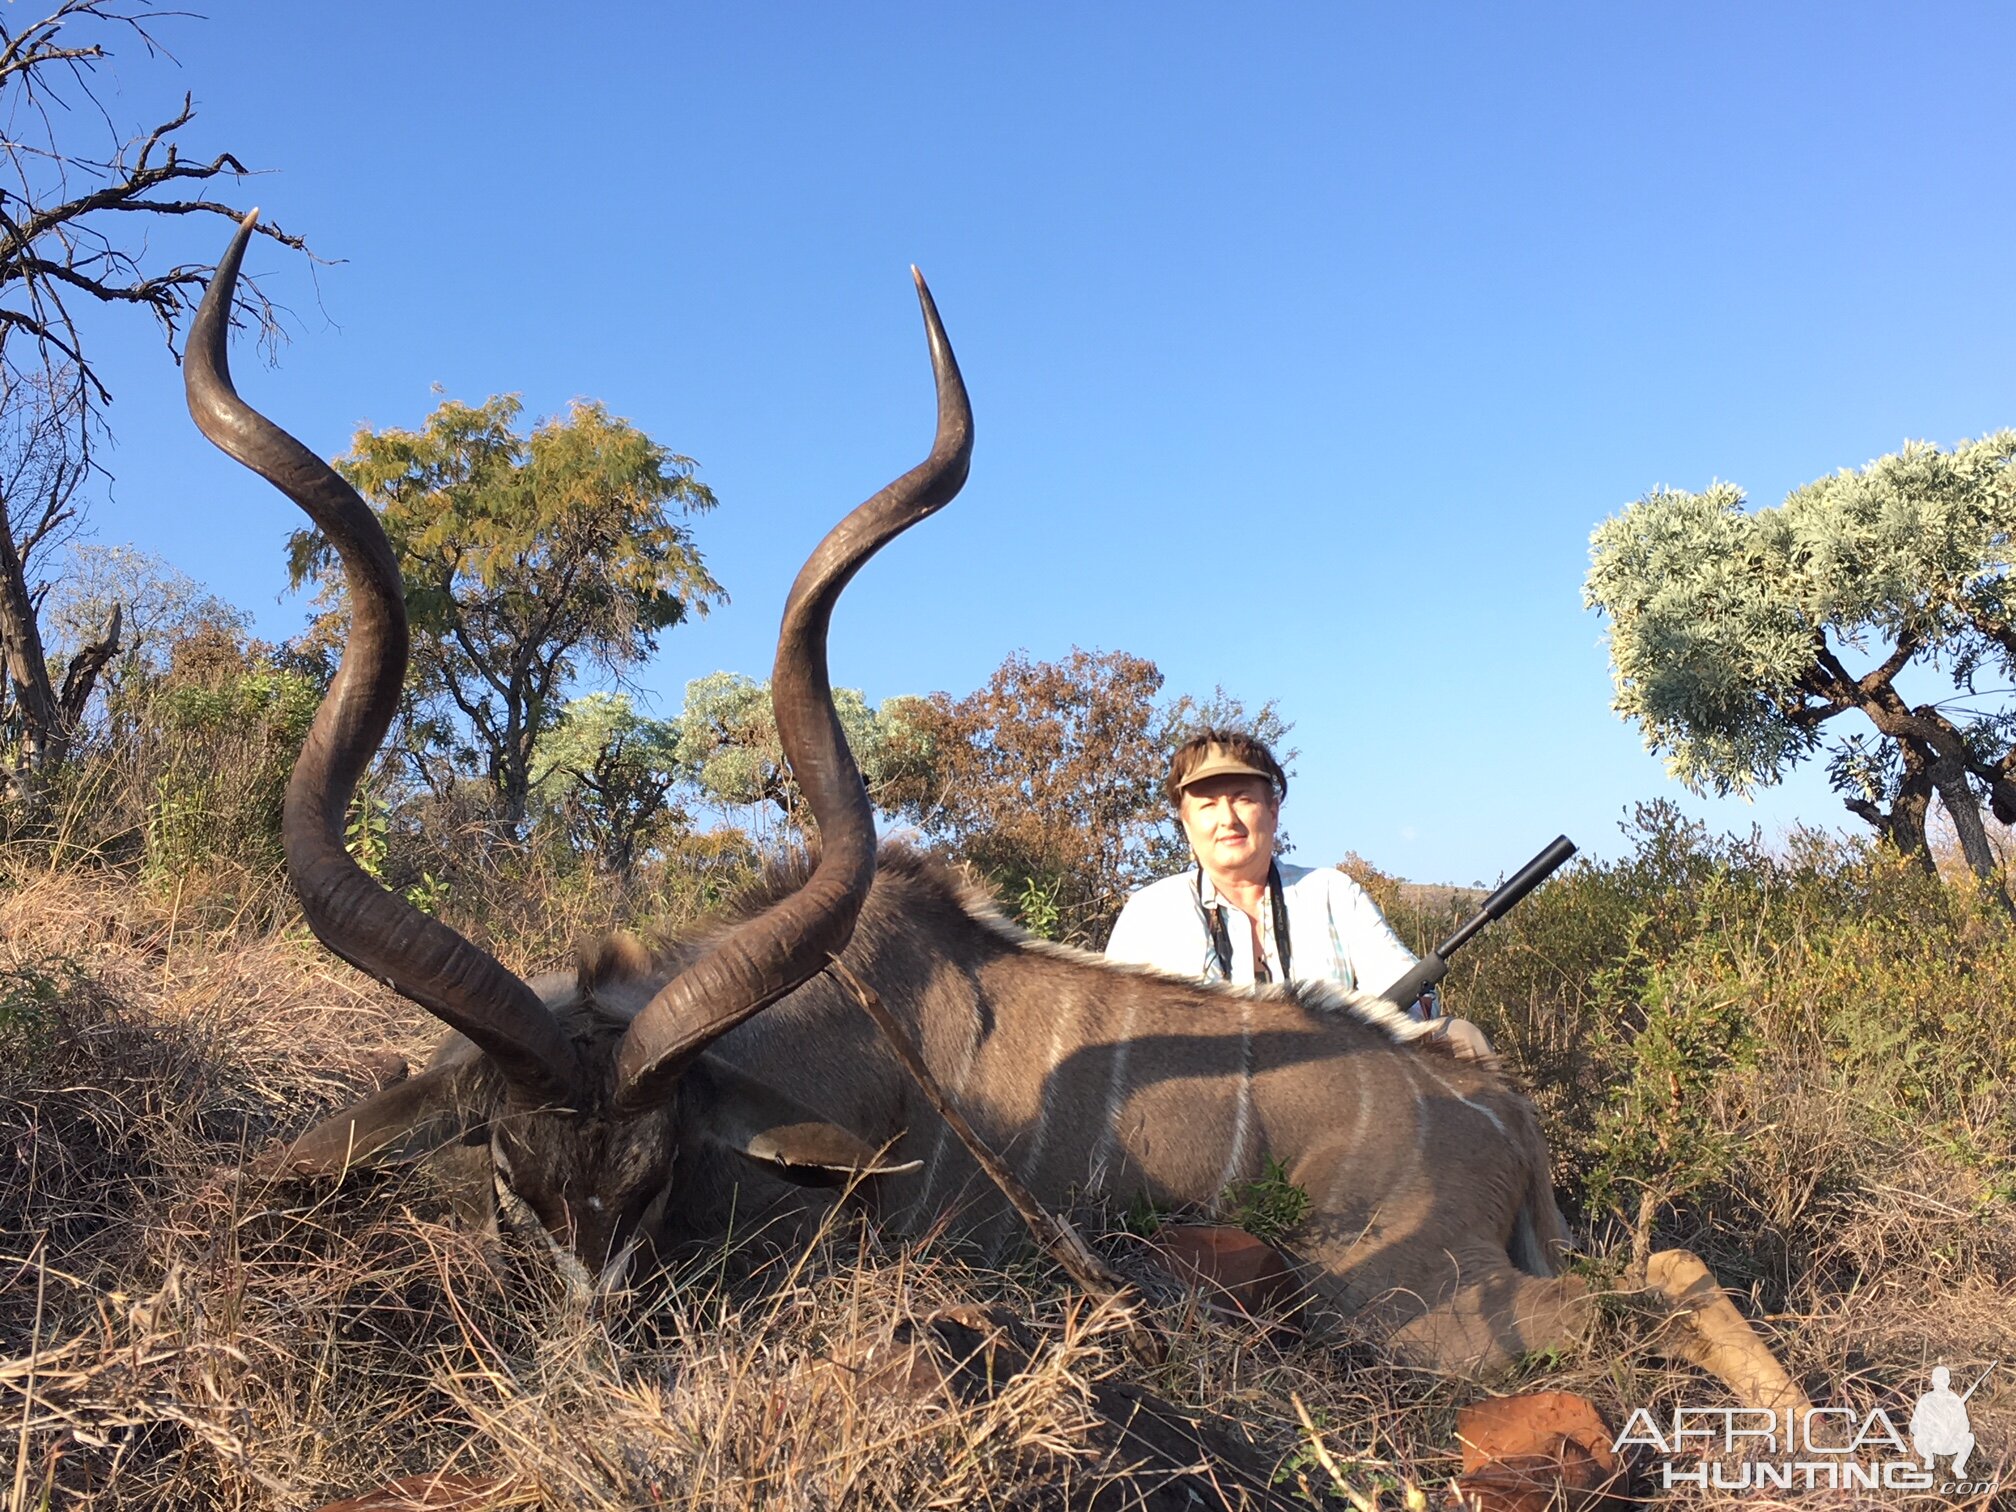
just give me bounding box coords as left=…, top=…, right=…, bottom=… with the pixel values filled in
left=1175, top=742, right=1275, bottom=792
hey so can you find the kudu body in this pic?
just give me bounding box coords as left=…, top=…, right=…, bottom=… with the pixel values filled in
left=194, top=219, right=1802, bottom=1404
left=663, top=849, right=1576, bottom=1373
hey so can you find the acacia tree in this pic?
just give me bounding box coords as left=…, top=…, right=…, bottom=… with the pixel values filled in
left=290, top=395, right=725, bottom=833
left=0, top=1, right=308, bottom=797
left=1586, top=432, right=2016, bottom=884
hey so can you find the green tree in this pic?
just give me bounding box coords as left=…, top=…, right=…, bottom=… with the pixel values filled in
left=669, top=670, right=926, bottom=832
left=143, top=628, right=320, bottom=878
left=1586, top=432, right=2016, bottom=883
left=530, top=692, right=686, bottom=878
left=45, top=544, right=244, bottom=718
left=289, top=395, right=724, bottom=832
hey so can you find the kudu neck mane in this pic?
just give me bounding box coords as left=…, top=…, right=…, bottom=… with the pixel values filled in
left=669, top=844, right=1453, bottom=1053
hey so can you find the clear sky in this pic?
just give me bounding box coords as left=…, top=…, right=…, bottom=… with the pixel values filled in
left=65, top=2, right=2016, bottom=885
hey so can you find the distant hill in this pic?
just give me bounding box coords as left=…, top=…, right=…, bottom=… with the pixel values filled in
left=1335, top=853, right=1485, bottom=925
left=1393, top=879, right=1486, bottom=916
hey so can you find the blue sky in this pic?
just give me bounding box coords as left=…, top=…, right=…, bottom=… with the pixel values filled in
left=64, top=3, right=2016, bottom=885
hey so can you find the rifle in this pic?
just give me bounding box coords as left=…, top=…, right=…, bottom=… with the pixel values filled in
left=1378, top=835, right=1578, bottom=1011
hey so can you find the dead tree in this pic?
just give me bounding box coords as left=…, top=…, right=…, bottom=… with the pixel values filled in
left=0, top=0, right=312, bottom=801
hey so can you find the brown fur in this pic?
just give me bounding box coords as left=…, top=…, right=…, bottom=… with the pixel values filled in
left=678, top=848, right=1577, bottom=1374
left=578, top=931, right=655, bottom=997
left=668, top=848, right=1801, bottom=1402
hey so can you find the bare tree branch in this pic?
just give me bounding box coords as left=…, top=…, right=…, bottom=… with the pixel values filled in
left=0, top=0, right=321, bottom=801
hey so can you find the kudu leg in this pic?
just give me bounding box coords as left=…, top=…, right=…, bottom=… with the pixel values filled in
left=1386, top=1266, right=1592, bottom=1379
left=1383, top=1246, right=1808, bottom=1409
left=1306, top=1239, right=1592, bottom=1380
left=1315, top=1241, right=1806, bottom=1414
left=1641, top=1247, right=1810, bottom=1414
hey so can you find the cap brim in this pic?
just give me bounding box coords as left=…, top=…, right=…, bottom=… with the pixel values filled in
left=1177, top=757, right=1274, bottom=790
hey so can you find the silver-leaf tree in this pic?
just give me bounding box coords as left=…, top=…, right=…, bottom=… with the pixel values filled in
left=669, top=670, right=927, bottom=833
left=1586, top=432, right=2016, bottom=885
left=529, top=692, right=685, bottom=877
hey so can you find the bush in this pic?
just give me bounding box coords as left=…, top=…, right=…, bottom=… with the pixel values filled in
left=1, top=797, right=2010, bottom=1505
left=1388, top=802, right=2016, bottom=1301
left=144, top=665, right=320, bottom=880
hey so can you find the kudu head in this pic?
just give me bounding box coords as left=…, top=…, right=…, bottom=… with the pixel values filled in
left=189, top=213, right=971, bottom=1281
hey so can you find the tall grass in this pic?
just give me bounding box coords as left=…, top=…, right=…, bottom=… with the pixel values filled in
left=1400, top=805, right=2014, bottom=1276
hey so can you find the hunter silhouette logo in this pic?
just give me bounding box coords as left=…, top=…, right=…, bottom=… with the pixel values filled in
left=1911, top=1364, right=1989, bottom=1479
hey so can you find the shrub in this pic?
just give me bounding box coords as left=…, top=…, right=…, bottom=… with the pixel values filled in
left=143, top=665, right=319, bottom=880
left=1391, top=802, right=2016, bottom=1300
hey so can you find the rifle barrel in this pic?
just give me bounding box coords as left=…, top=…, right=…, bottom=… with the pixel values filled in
left=1958, top=1363, right=1997, bottom=1404
left=1431, top=834, right=1578, bottom=960
left=1376, top=835, right=1578, bottom=1009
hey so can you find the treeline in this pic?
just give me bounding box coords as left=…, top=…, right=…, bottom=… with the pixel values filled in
left=0, top=0, right=1285, bottom=946
left=24, top=503, right=1283, bottom=954
left=0, top=0, right=1279, bottom=953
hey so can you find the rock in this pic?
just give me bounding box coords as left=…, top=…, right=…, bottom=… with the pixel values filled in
left=1450, top=1391, right=1633, bottom=1511
left=1148, top=1223, right=1304, bottom=1328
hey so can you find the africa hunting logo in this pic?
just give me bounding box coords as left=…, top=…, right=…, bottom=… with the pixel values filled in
left=1612, top=1363, right=1999, bottom=1495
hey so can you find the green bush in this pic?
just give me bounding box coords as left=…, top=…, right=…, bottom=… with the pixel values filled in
left=1382, top=802, right=2015, bottom=1295
left=143, top=665, right=320, bottom=880
left=0, top=956, right=77, bottom=1064
left=1220, top=1153, right=1312, bottom=1245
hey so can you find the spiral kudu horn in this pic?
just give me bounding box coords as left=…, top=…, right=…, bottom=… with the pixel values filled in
left=186, top=212, right=581, bottom=1105
left=613, top=269, right=972, bottom=1109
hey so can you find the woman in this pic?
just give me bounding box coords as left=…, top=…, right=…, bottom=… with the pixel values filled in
left=1106, top=731, right=1491, bottom=1056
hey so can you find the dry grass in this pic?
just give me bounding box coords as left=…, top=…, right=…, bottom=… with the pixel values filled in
left=1, top=856, right=2010, bottom=1509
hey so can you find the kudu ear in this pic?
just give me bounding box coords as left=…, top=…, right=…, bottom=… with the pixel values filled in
left=245, top=1062, right=484, bottom=1181
left=691, top=1058, right=921, bottom=1183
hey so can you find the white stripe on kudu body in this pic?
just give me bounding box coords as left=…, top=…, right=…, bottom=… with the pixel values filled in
left=1214, top=995, right=1258, bottom=1197
left=1321, top=1055, right=1378, bottom=1213
left=1016, top=1014, right=1074, bottom=1183
left=1085, top=992, right=1138, bottom=1184
left=1414, top=1056, right=1509, bottom=1138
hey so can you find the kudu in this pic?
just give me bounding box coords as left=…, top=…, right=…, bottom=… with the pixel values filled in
left=194, top=216, right=1803, bottom=1408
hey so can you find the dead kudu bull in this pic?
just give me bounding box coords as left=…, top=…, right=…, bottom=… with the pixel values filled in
left=193, top=215, right=1803, bottom=1411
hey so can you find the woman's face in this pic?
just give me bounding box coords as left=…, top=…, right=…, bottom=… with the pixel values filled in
left=1178, top=774, right=1280, bottom=884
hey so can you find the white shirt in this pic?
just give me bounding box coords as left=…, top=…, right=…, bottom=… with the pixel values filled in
left=1104, top=862, right=1424, bottom=1009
